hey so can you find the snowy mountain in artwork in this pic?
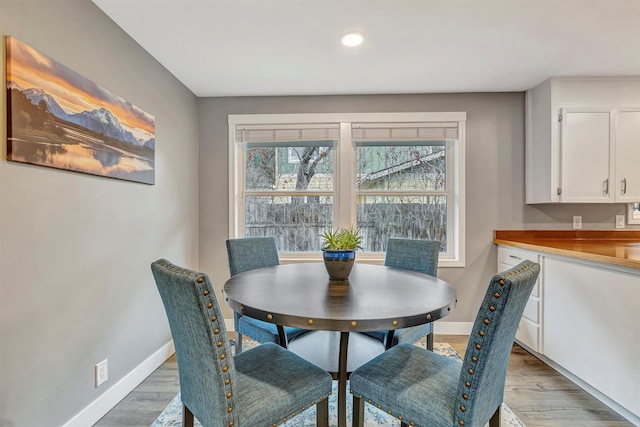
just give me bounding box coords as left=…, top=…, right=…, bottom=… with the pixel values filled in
left=15, top=83, right=152, bottom=147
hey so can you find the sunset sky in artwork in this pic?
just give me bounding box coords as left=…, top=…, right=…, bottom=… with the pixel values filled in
left=6, top=36, right=155, bottom=140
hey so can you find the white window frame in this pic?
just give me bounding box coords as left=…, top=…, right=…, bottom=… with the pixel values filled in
left=229, top=112, right=466, bottom=267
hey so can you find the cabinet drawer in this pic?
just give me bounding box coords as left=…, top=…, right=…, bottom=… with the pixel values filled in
left=498, top=246, right=539, bottom=266
left=515, top=317, right=539, bottom=353
left=498, top=247, right=540, bottom=297
left=498, top=261, right=540, bottom=297
left=522, top=296, right=540, bottom=323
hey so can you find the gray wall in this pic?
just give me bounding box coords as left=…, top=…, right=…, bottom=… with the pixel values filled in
left=199, top=93, right=633, bottom=323
left=0, top=1, right=199, bottom=426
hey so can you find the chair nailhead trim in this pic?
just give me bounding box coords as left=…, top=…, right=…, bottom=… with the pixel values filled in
left=220, top=354, right=225, bottom=360
left=494, top=292, right=501, bottom=298
left=468, top=369, right=474, bottom=374
left=227, top=392, right=232, bottom=398
left=267, top=314, right=273, bottom=320
left=459, top=420, right=465, bottom=426
left=484, top=318, right=490, bottom=325
left=460, top=405, right=466, bottom=411
left=472, top=356, right=478, bottom=362
left=229, top=422, right=234, bottom=427
left=217, top=341, right=223, bottom=347
left=475, top=344, right=481, bottom=350
left=211, top=316, right=217, bottom=321
left=393, top=320, right=398, bottom=326
left=410, top=422, right=415, bottom=426
left=203, top=290, right=209, bottom=296
left=225, top=379, right=230, bottom=385
left=308, top=319, right=314, bottom=325
left=207, top=303, right=213, bottom=308
left=351, top=321, right=357, bottom=327
left=197, top=277, right=204, bottom=283
left=426, top=314, right=431, bottom=320
left=223, top=366, right=228, bottom=372
left=227, top=407, right=233, bottom=413
left=499, top=279, right=505, bottom=285
left=465, top=381, right=471, bottom=387
left=489, top=305, right=495, bottom=311
left=479, top=331, right=485, bottom=337
left=214, top=328, right=220, bottom=334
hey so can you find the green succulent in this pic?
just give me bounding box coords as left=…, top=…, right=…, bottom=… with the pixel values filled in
left=321, top=227, right=363, bottom=251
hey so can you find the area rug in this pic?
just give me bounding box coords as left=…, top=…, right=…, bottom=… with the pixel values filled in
left=151, top=339, right=526, bottom=427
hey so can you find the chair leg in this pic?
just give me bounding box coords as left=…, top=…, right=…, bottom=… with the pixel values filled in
left=182, top=404, right=194, bottom=427
left=489, top=404, right=501, bottom=427
left=316, top=397, right=329, bottom=427
left=352, top=395, right=365, bottom=427
left=235, top=332, right=243, bottom=354
left=426, top=333, right=434, bottom=351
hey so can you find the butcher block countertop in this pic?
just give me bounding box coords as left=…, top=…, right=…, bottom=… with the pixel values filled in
left=494, top=230, right=640, bottom=270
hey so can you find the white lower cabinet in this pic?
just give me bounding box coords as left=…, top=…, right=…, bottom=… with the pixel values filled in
left=544, top=257, right=639, bottom=421
left=497, top=246, right=541, bottom=352
left=497, top=245, right=640, bottom=423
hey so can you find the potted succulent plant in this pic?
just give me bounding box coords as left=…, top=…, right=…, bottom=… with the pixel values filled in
left=320, top=227, right=363, bottom=281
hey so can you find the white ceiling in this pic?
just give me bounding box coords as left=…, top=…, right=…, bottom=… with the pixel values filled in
left=92, top=0, right=640, bottom=97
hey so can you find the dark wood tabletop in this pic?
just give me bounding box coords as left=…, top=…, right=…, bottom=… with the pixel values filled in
left=223, top=262, right=457, bottom=332
left=223, top=262, right=457, bottom=427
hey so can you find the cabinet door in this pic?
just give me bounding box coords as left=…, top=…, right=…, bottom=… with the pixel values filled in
left=560, top=108, right=613, bottom=202
left=614, top=109, right=640, bottom=202
left=544, top=257, right=640, bottom=417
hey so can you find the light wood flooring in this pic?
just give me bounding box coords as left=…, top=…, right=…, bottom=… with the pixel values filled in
left=94, top=335, right=633, bottom=427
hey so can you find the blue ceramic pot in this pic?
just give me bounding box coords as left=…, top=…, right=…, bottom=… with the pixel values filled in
left=322, top=250, right=356, bottom=281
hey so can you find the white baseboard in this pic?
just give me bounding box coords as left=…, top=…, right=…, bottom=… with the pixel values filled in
left=225, top=318, right=472, bottom=336
left=433, top=321, right=473, bottom=335
left=225, top=318, right=235, bottom=333
left=63, top=340, right=175, bottom=427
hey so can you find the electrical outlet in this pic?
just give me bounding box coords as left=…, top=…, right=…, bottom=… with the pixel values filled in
left=616, top=214, right=625, bottom=229
left=96, top=359, right=108, bottom=387
left=572, top=216, right=582, bottom=230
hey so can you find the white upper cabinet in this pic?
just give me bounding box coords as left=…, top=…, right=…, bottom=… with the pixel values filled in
left=526, top=77, right=640, bottom=204
left=615, top=109, right=640, bottom=202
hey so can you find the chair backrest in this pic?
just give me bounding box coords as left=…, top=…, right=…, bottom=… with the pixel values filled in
left=151, top=259, right=238, bottom=427
left=453, top=260, right=540, bottom=427
left=384, top=237, right=440, bottom=276
left=226, top=237, right=280, bottom=277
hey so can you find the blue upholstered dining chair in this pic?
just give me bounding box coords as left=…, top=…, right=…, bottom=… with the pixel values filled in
left=363, top=238, right=441, bottom=351
left=350, top=260, right=540, bottom=427
left=226, top=237, right=309, bottom=353
left=151, top=259, right=332, bottom=427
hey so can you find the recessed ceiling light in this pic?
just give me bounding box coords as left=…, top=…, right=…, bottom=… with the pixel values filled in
left=341, top=32, right=364, bottom=47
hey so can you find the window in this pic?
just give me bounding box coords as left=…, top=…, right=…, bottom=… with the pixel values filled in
left=229, top=113, right=466, bottom=266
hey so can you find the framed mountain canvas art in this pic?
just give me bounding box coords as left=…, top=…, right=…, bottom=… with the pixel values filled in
left=5, top=36, right=155, bottom=184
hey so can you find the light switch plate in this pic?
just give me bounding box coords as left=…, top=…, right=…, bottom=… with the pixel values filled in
left=616, top=215, right=625, bottom=229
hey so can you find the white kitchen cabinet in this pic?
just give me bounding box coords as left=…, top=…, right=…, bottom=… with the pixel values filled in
left=497, top=243, right=640, bottom=424
left=497, top=246, right=542, bottom=352
left=543, top=257, right=640, bottom=421
left=615, top=109, right=640, bottom=202
left=526, top=77, right=640, bottom=203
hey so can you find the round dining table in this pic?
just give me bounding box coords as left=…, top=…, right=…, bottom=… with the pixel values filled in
left=223, top=262, right=456, bottom=427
